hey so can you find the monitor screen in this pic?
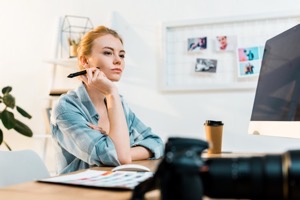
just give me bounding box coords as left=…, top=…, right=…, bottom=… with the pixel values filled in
left=248, top=24, right=300, bottom=138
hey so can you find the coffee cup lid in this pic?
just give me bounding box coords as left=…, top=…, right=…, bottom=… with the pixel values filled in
left=204, top=120, right=224, bottom=126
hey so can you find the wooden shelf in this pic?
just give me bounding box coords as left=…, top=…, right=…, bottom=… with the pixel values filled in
left=45, top=58, right=78, bottom=98
left=45, top=58, right=78, bottom=68
left=49, top=88, right=70, bottom=96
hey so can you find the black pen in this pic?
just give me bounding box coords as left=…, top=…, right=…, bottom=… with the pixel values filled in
left=67, top=70, right=87, bottom=78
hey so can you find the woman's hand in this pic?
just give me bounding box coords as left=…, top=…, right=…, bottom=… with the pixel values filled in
left=87, top=123, right=108, bottom=135
left=79, top=67, right=118, bottom=96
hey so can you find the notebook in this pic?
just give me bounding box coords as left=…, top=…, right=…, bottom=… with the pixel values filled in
left=38, top=169, right=153, bottom=190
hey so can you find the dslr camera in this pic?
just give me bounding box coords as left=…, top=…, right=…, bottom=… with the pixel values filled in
left=132, top=137, right=300, bottom=200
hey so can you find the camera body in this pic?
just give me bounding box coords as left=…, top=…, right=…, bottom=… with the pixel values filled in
left=132, top=137, right=300, bottom=200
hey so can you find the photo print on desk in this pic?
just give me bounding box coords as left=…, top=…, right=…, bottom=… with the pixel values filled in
left=237, top=46, right=264, bottom=77
left=188, top=37, right=207, bottom=51
left=215, top=35, right=237, bottom=51
left=39, top=170, right=153, bottom=190
left=195, top=58, right=218, bottom=73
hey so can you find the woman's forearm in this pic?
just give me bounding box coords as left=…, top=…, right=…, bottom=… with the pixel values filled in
left=106, top=92, right=131, bottom=164
left=130, top=146, right=153, bottom=160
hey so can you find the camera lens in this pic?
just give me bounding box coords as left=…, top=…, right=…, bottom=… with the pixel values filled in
left=285, top=150, right=300, bottom=200
left=132, top=137, right=300, bottom=200
left=201, top=150, right=300, bottom=200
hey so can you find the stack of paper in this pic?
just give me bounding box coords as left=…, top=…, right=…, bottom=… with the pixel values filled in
left=39, top=170, right=153, bottom=190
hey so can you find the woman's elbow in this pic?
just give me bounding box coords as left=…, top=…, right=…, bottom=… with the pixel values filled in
left=119, top=156, right=132, bottom=165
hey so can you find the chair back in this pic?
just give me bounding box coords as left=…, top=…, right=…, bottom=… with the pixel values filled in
left=0, top=149, right=50, bottom=187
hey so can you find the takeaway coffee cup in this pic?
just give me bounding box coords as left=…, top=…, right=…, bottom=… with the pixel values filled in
left=204, top=120, right=224, bottom=154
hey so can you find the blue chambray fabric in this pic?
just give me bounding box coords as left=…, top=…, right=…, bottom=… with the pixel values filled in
left=50, top=83, right=164, bottom=174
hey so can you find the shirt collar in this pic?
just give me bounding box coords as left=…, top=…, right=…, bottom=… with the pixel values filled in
left=75, top=83, right=98, bottom=118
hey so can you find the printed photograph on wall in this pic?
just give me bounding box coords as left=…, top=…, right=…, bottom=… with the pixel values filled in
left=215, top=35, right=237, bottom=51
left=237, top=46, right=264, bottom=77
left=195, top=58, right=217, bottom=73
left=188, top=37, right=207, bottom=51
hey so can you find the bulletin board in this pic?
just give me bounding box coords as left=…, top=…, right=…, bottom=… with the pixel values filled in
left=160, top=12, right=300, bottom=92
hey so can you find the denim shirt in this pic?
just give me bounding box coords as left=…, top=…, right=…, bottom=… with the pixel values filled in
left=50, top=84, right=164, bottom=174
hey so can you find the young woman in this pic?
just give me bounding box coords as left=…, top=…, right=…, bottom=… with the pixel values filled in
left=51, top=26, right=164, bottom=174
left=216, top=36, right=228, bottom=50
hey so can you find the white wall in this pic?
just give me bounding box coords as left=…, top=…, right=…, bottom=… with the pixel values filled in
left=1, top=0, right=300, bottom=155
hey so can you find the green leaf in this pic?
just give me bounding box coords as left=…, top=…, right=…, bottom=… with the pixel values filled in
left=16, top=106, right=32, bottom=119
left=1, top=110, right=15, bottom=129
left=13, top=119, right=33, bottom=137
left=3, top=94, right=15, bottom=108
left=0, top=129, right=3, bottom=145
left=2, top=86, right=12, bottom=94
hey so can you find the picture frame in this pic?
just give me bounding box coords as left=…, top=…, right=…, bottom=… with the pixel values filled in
left=237, top=46, right=264, bottom=77
left=187, top=37, right=207, bottom=51
left=195, top=58, right=217, bottom=73
left=215, top=35, right=237, bottom=51
left=161, top=12, right=300, bottom=91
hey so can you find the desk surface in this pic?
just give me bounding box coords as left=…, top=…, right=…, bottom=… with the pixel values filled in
left=0, top=159, right=161, bottom=200
left=0, top=153, right=266, bottom=200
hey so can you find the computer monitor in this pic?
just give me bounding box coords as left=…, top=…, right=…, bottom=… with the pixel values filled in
left=248, top=24, right=300, bottom=139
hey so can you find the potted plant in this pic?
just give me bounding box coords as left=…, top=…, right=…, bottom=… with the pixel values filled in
left=68, top=36, right=81, bottom=58
left=0, top=86, right=33, bottom=150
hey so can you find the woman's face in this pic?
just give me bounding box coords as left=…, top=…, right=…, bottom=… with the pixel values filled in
left=86, top=34, right=125, bottom=82
left=218, top=36, right=227, bottom=46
